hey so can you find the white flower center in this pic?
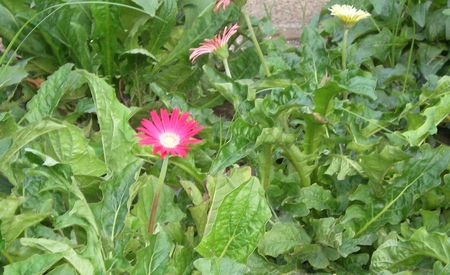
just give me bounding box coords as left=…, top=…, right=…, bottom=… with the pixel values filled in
left=159, top=132, right=180, bottom=148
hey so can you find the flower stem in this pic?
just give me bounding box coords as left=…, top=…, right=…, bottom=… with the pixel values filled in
left=342, top=28, right=349, bottom=100
left=241, top=6, right=271, bottom=77
left=223, top=56, right=232, bottom=78
left=342, top=28, right=349, bottom=71
left=148, top=156, right=169, bottom=233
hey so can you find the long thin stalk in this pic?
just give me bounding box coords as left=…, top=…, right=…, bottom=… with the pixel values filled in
left=223, top=57, right=232, bottom=78
left=241, top=6, right=271, bottom=77
left=342, top=28, right=349, bottom=99
left=148, top=156, right=169, bottom=233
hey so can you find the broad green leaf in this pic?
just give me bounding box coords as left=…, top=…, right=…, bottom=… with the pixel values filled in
left=246, top=252, right=295, bottom=275
left=196, top=177, right=271, bottom=263
left=3, top=253, right=63, bottom=275
left=349, top=28, right=398, bottom=65
left=343, top=145, right=450, bottom=237
left=130, top=229, right=172, bottom=275
left=409, top=1, right=432, bottom=27
left=229, top=47, right=260, bottom=79
left=0, top=112, right=17, bottom=140
left=203, top=65, right=247, bottom=109
left=146, top=0, right=177, bottom=55
left=68, top=21, right=94, bottom=71
left=131, top=0, right=160, bottom=16
left=402, top=91, right=450, bottom=146
left=42, top=121, right=106, bottom=176
left=90, top=160, right=141, bottom=243
left=371, top=227, right=450, bottom=273
left=130, top=173, right=185, bottom=235
left=209, top=119, right=261, bottom=175
left=294, top=184, right=337, bottom=211
left=20, top=238, right=95, bottom=275
left=78, top=70, right=137, bottom=172
left=180, top=179, right=203, bottom=205
left=46, top=263, right=78, bottom=275
left=0, top=63, right=28, bottom=89
left=417, top=43, right=448, bottom=79
left=294, top=243, right=329, bottom=269
left=90, top=3, right=121, bottom=78
left=304, top=81, right=343, bottom=155
left=299, top=26, right=328, bottom=87
left=193, top=257, right=250, bottom=275
left=324, top=154, right=363, bottom=181
left=166, top=245, right=195, bottom=275
left=154, top=2, right=237, bottom=69
left=0, top=196, right=50, bottom=245
left=25, top=63, right=73, bottom=123
left=258, top=222, right=311, bottom=257
left=0, top=119, right=66, bottom=185
left=359, top=144, right=412, bottom=186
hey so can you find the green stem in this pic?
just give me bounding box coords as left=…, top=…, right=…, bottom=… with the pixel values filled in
left=223, top=56, right=232, bottom=78
left=342, top=28, right=349, bottom=71
left=342, top=28, right=349, bottom=99
left=261, top=145, right=273, bottom=189
left=282, top=145, right=310, bottom=187
left=148, top=156, right=169, bottom=233
left=241, top=6, right=271, bottom=77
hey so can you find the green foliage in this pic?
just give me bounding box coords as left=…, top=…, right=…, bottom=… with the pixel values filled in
left=0, top=0, right=449, bottom=273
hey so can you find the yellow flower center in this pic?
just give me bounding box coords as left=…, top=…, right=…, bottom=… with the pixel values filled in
left=160, top=132, right=180, bottom=148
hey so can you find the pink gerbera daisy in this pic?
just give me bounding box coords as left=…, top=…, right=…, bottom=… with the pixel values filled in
left=189, top=23, right=239, bottom=63
left=135, top=108, right=204, bottom=158
left=214, top=0, right=231, bottom=13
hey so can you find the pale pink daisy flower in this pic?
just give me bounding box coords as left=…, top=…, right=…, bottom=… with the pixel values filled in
left=189, top=23, right=239, bottom=63
left=214, top=0, right=231, bottom=13
left=135, top=108, right=204, bottom=158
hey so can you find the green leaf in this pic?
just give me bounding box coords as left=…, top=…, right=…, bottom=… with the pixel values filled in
left=358, top=144, right=412, bottom=186
left=209, top=119, right=261, bottom=175
left=147, top=0, right=177, bottom=55
left=402, top=80, right=450, bottom=146
left=0, top=63, right=28, bottom=89
left=166, top=245, right=195, bottom=275
left=90, top=160, right=141, bottom=243
left=196, top=177, right=271, bottom=263
left=304, top=81, right=343, bottom=155
left=324, top=154, right=363, bottom=181
left=193, top=257, right=250, bottom=275
left=299, top=26, right=329, bottom=87
left=90, top=3, right=121, bottom=78
left=154, top=2, right=237, bottom=68
left=0, top=119, right=66, bottom=185
left=349, top=28, right=397, bottom=65
left=343, top=145, right=450, bottom=237
left=0, top=112, right=17, bottom=140
left=78, top=70, right=137, bottom=172
left=229, top=47, right=260, bottom=79
left=25, top=63, right=74, bottom=123
left=131, top=0, right=161, bottom=16
left=42, top=121, right=106, bottom=177
left=258, top=222, right=311, bottom=257
left=20, top=238, right=95, bottom=275
left=130, top=173, right=185, bottom=234
left=203, top=65, right=247, bottom=109
left=371, top=227, right=450, bottom=273
left=295, top=184, right=338, bottom=211
left=409, top=1, right=432, bottom=27
left=4, top=253, right=64, bottom=275
left=203, top=167, right=253, bottom=237
left=131, top=230, right=172, bottom=275
left=295, top=243, right=329, bottom=269
left=0, top=196, right=50, bottom=246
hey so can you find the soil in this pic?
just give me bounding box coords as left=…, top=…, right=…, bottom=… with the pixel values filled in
left=245, top=0, right=329, bottom=41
